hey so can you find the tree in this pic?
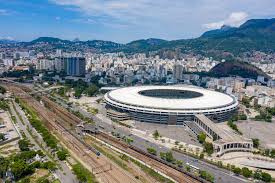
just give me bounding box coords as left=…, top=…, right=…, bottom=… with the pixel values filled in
left=18, top=139, right=30, bottom=151
left=233, top=167, right=241, bottom=175
left=197, top=132, right=206, bottom=144
left=241, top=97, right=251, bottom=108
left=0, top=156, right=8, bottom=178
left=227, top=120, right=242, bottom=134
left=185, top=165, right=191, bottom=172
left=0, top=100, right=9, bottom=111
left=261, top=172, right=272, bottom=182
left=0, top=86, right=6, bottom=94
left=160, top=152, right=166, bottom=160
left=41, top=161, right=57, bottom=171
left=10, top=160, right=34, bottom=180
left=147, top=147, right=157, bottom=155
left=153, top=130, right=160, bottom=139
left=238, top=114, right=247, bottom=120
left=176, top=160, right=183, bottom=167
left=0, top=133, right=5, bottom=141
left=57, top=149, right=68, bottom=161
left=84, top=84, right=98, bottom=97
left=18, top=177, right=31, bottom=183
left=74, top=88, right=82, bottom=98
left=15, top=97, right=20, bottom=103
left=200, top=170, right=214, bottom=182
left=252, top=138, right=260, bottom=148
left=126, top=138, right=133, bottom=144
left=165, top=151, right=174, bottom=162
left=253, top=170, right=261, bottom=180
left=241, top=167, right=252, bottom=178
left=72, top=163, right=88, bottom=182
left=270, top=149, right=275, bottom=158
left=199, top=153, right=204, bottom=159
left=204, top=142, right=214, bottom=155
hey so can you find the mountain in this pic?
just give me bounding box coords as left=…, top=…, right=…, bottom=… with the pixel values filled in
left=30, top=37, right=69, bottom=44
left=23, top=37, right=122, bottom=52
left=209, top=60, right=270, bottom=79
left=200, top=25, right=237, bottom=38
left=0, top=39, right=18, bottom=44
left=1, top=18, right=275, bottom=57
left=120, top=38, right=168, bottom=52
left=84, top=40, right=123, bottom=50
left=196, top=18, right=275, bottom=55
left=120, top=18, right=275, bottom=56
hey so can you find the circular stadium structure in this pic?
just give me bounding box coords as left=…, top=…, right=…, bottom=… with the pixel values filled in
left=104, top=85, right=238, bottom=125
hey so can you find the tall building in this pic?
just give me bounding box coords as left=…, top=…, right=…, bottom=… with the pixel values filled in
left=64, top=57, right=86, bottom=76
left=0, top=53, right=6, bottom=60
left=173, top=64, right=184, bottom=80
left=13, top=52, right=20, bottom=59
left=54, top=57, right=65, bottom=72
left=56, top=49, right=62, bottom=57
left=36, top=59, right=54, bottom=71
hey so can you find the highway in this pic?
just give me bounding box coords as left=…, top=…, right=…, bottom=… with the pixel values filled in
left=51, top=94, right=248, bottom=183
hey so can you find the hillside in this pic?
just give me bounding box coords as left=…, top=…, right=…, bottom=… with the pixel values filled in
left=1, top=18, right=275, bottom=57
left=208, top=60, right=270, bottom=79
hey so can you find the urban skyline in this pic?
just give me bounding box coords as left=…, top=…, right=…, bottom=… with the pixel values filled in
left=0, top=1, right=275, bottom=183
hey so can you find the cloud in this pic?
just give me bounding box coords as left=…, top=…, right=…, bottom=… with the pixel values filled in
left=0, top=36, right=15, bottom=40
left=48, top=0, right=275, bottom=41
left=0, top=9, right=12, bottom=16
left=203, top=12, right=248, bottom=29
left=55, top=16, right=61, bottom=20
left=50, top=0, right=154, bottom=23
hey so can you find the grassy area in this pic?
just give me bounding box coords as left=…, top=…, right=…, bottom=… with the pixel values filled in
left=17, top=99, right=58, bottom=150
left=90, top=142, right=129, bottom=170
left=86, top=136, right=174, bottom=183
left=72, top=163, right=98, bottom=183
left=10, top=115, right=17, bottom=124
left=129, top=156, right=174, bottom=183
left=52, top=179, right=61, bottom=183
left=12, top=101, right=25, bottom=125
left=87, top=107, right=98, bottom=115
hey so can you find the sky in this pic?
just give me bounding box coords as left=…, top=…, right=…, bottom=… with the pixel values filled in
left=0, top=0, right=275, bottom=43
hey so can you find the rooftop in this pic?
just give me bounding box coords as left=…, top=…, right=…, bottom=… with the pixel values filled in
left=195, top=114, right=252, bottom=144
left=106, top=85, right=237, bottom=111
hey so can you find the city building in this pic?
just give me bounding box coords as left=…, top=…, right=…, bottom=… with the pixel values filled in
left=54, top=57, right=65, bottom=72
left=64, top=57, right=86, bottom=76
left=0, top=53, right=6, bottom=60
left=194, top=114, right=253, bottom=157
left=173, top=64, right=184, bottom=81
left=36, top=59, right=54, bottom=71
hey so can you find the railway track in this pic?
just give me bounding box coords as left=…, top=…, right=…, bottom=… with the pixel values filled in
left=38, top=92, right=201, bottom=182
left=4, top=83, right=202, bottom=183
left=4, top=84, right=137, bottom=183
left=95, top=132, right=203, bottom=183
left=41, top=96, right=81, bottom=125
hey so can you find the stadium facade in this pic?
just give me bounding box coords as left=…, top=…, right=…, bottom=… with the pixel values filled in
left=104, top=85, right=238, bottom=125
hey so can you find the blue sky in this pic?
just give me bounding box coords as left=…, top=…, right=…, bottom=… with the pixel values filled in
left=0, top=0, right=275, bottom=43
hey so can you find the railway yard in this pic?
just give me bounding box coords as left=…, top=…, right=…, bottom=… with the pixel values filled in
left=2, top=82, right=200, bottom=183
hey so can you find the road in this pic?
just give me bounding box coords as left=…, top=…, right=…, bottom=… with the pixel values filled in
left=9, top=100, right=78, bottom=183
left=50, top=94, right=248, bottom=183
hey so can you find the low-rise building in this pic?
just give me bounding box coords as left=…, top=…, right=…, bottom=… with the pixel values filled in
left=194, top=114, right=253, bottom=157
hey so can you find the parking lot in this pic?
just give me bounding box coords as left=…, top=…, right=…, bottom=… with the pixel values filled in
left=237, top=120, right=275, bottom=149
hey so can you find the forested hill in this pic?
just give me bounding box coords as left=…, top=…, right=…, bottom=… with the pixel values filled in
left=1, top=18, right=275, bottom=58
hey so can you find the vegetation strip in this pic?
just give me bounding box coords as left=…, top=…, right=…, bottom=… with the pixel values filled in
left=87, top=135, right=175, bottom=183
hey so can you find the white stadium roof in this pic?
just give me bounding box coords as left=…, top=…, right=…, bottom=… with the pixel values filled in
left=105, top=85, right=237, bottom=112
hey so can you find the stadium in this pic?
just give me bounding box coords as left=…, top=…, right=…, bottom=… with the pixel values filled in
left=104, top=85, right=238, bottom=125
